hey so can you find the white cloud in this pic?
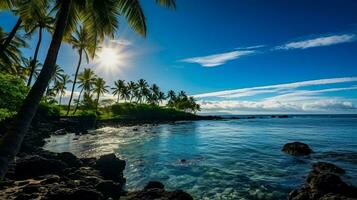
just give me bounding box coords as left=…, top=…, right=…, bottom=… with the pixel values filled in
left=194, top=77, right=357, bottom=114
left=179, top=50, right=254, bottom=67
left=194, top=77, right=357, bottom=98
left=276, top=34, right=356, bottom=50
left=110, top=39, right=132, bottom=46
left=199, top=99, right=356, bottom=114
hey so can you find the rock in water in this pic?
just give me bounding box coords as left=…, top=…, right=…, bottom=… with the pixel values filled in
left=94, top=153, right=126, bottom=182
left=144, top=181, right=165, bottom=190
left=289, top=166, right=357, bottom=200
left=312, top=162, right=346, bottom=174
left=282, top=142, right=313, bottom=156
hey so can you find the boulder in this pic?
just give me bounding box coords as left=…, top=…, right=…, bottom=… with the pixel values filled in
left=312, top=162, right=345, bottom=174
left=11, top=155, right=68, bottom=179
left=94, top=154, right=126, bottom=182
left=282, top=142, right=313, bottom=156
left=289, top=168, right=357, bottom=200
left=144, top=181, right=165, bottom=190
left=95, top=180, right=123, bottom=199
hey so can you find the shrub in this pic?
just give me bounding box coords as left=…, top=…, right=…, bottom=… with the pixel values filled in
left=37, top=102, right=60, bottom=118
left=110, top=103, right=195, bottom=120
left=0, top=73, right=28, bottom=121
left=78, top=110, right=97, bottom=118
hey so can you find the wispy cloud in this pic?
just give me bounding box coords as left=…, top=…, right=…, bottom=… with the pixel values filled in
left=194, top=77, right=357, bottom=114
left=276, top=34, right=356, bottom=50
left=179, top=50, right=255, bottom=67
left=194, top=77, right=357, bottom=98
left=110, top=39, right=132, bottom=46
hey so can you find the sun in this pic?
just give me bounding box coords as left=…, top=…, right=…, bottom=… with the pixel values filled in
left=96, top=47, right=121, bottom=68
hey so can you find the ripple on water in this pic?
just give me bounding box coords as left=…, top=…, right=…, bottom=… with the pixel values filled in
left=44, top=117, right=357, bottom=199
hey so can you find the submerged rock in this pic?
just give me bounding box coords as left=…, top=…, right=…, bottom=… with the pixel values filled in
left=312, top=162, right=346, bottom=174
left=123, top=182, right=193, bottom=200
left=282, top=142, right=313, bottom=156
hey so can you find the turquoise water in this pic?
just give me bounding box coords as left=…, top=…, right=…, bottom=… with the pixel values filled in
left=44, top=116, right=357, bottom=199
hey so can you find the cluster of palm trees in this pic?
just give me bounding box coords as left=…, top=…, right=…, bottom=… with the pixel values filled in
left=0, top=0, right=176, bottom=179
left=110, top=79, right=200, bottom=112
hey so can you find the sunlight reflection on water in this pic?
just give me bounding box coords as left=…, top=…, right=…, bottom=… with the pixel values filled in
left=44, top=117, right=357, bottom=200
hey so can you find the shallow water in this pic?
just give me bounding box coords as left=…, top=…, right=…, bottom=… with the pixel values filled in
left=44, top=116, right=357, bottom=199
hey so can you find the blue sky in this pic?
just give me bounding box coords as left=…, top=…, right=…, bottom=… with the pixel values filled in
left=1, top=0, right=357, bottom=114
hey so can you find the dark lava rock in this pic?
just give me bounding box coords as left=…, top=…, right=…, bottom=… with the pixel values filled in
left=95, top=180, right=123, bottom=199
left=44, top=188, right=103, bottom=200
left=56, top=152, right=82, bottom=167
left=94, top=153, right=126, bottom=182
left=11, top=155, right=67, bottom=179
left=144, top=181, right=165, bottom=190
left=312, top=162, right=346, bottom=174
left=289, top=168, right=357, bottom=200
left=282, top=142, right=313, bottom=156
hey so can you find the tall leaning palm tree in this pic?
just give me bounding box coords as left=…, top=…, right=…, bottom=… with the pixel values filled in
left=112, top=79, right=125, bottom=103
left=73, top=68, right=96, bottom=114
left=66, top=26, right=91, bottom=115
left=25, top=12, right=54, bottom=86
left=0, top=0, right=47, bottom=53
left=0, top=27, right=27, bottom=72
left=0, top=0, right=176, bottom=179
left=92, top=77, right=109, bottom=111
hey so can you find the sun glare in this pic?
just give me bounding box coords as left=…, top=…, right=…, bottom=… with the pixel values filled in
left=96, top=47, right=121, bottom=68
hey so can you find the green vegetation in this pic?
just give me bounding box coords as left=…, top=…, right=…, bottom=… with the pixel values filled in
left=0, top=73, right=28, bottom=120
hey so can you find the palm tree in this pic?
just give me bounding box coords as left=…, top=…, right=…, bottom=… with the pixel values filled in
left=66, top=26, right=91, bottom=115
left=0, top=0, right=47, bottom=53
left=137, top=79, right=149, bottom=103
left=25, top=12, right=54, bottom=86
left=0, top=0, right=176, bottom=179
left=21, top=57, right=42, bottom=81
left=49, top=64, right=64, bottom=88
left=120, top=86, right=130, bottom=102
left=0, top=28, right=27, bottom=72
left=73, top=68, right=96, bottom=114
left=167, top=90, right=176, bottom=107
left=157, top=91, right=166, bottom=105
left=127, top=81, right=138, bottom=102
left=112, top=79, right=126, bottom=103
left=150, top=83, right=159, bottom=103
left=53, top=74, right=72, bottom=106
left=92, top=77, right=109, bottom=111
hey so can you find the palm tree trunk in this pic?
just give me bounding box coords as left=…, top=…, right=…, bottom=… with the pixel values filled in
left=0, top=18, right=22, bottom=53
left=117, top=94, right=120, bottom=103
left=0, top=0, right=71, bottom=179
left=27, top=27, right=43, bottom=86
left=95, top=93, right=100, bottom=111
left=59, top=94, right=62, bottom=106
left=73, top=87, right=84, bottom=114
left=66, top=49, right=83, bottom=115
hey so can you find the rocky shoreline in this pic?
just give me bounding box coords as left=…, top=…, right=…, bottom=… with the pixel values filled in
left=1, top=117, right=357, bottom=199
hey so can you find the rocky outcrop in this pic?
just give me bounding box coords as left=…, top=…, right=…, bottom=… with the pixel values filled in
left=289, top=162, right=357, bottom=200
left=1, top=150, right=193, bottom=200
left=283, top=142, right=313, bottom=156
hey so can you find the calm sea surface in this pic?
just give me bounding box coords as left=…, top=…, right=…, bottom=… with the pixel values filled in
left=44, top=116, right=357, bottom=199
